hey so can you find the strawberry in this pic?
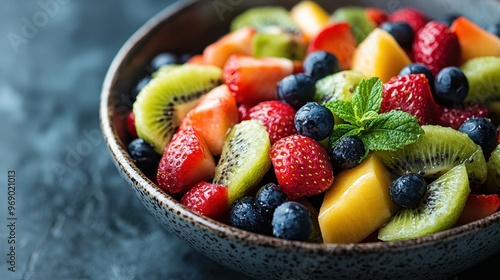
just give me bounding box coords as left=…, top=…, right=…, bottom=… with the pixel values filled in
left=366, top=7, right=389, bottom=27
left=157, top=128, right=216, bottom=194
left=244, top=101, right=297, bottom=144
left=456, top=194, right=500, bottom=226
left=223, top=54, right=294, bottom=106
left=270, top=135, right=334, bottom=200
left=437, top=102, right=489, bottom=130
left=381, top=74, right=438, bottom=125
left=126, top=110, right=138, bottom=139
left=412, top=21, right=461, bottom=75
left=180, top=181, right=229, bottom=221
left=388, top=7, right=429, bottom=33
left=237, top=103, right=252, bottom=122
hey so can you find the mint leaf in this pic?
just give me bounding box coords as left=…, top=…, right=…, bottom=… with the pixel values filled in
left=328, top=124, right=359, bottom=147
left=325, top=100, right=357, bottom=125
left=359, top=111, right=378, bottom=127
left=352, top=77, right=383, bottom=120
left=360, top=110, right=424, bottom=151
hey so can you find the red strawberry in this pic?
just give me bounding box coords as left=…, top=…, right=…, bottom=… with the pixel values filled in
left=223, top=54, right=294, bottom=106
left=244, top=101, right=297, bottom=144
left=157, top=128, right=216, bottom=194
left=437, top=102, right=489, bottom=130
left=366, top=7, right=389, bottom=27
left=412, top=21, right=461, bottom=75
left=381, top=74, right=438, bottom=125
left=126, top=110, right=138, bottom=139
left=180, top=182, right=229, bottom=221
left=270, top=135, right=334, bottom=200
left=456, top=194, right=500, bottom=226
left=388, top=7, right=429, bottom=33
left=237, top=103, right=252, bottom=122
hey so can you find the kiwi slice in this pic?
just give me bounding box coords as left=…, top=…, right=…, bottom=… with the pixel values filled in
left=151, top=64, right=181, bottom=79
left=486, top=144, right=500, bottom=193
left=331, top=7, right=376, bottom=44
left=230, top=6, right=301, bottom=34
left=461, top=56, right=500, bottom=125
left=252, top=31, right=307, bottom=60
left=374, top=125, right=488, bottom=184
left=213, top=120, right=272, bottom=205
left=378, top=164, right=470, bottom=241
left=133, top=64, right=222, bottom=154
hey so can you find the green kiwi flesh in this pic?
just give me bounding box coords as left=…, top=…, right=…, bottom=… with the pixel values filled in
left=230, top=6, right=301, bottom=35
left=331, top=7, right=375, bottom=44
left=213, top=120, right=272, bottom=205
left=378, top=164, right=470, bottom=241
left=133, top=64, right=222, bottom=154
left=487, top=144, right=500, bottom=193
left=374, top=125, right=488, bottom=184
left=252, top=31, right=307, bottom=60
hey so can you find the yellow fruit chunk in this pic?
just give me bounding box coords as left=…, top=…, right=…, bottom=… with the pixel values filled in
left=450, top=17, right=500, bottom=64
left=290, top=1, right=330, bottom=42
left=351, top=28, right=411, bottom=83
left=318, top=155, right=399, bottom=243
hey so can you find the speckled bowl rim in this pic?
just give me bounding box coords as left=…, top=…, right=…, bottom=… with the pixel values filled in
left=100, top=0, right=500, bottom=256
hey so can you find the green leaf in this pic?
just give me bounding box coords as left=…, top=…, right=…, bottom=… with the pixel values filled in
left=352, top=77, right=383, bottom=120
left=325, top=100, right=357, bottom=125
left=359, top=111, right=379, bottom=127
left=361, top=111, right=424, bottom=151
left=328, top=124, right=360, bottom=148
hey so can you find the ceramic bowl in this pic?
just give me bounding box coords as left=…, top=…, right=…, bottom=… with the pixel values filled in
left=100, top=0, right=500, bottom=279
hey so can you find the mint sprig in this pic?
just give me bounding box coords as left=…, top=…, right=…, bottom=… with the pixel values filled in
left=325, top=77, right=424, bottom=156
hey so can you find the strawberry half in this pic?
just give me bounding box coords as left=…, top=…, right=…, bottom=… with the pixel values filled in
left=456, top=194, right=500, bottom=226
left=437, top=102, right=489, bottom=130
left=157, top=127, right=216, bottom=194
left=388, top=7, right=429, bottom=33
left=270, top=135, right=334, bottom=200
left=244, top=100, right=297, bottom=144
left=412, top=21, right=461, bottom=75
left=126, top=110, right=138, bottom=139
left=223, top=54, right=294, bottom=106
left=366, top=7, right=389, bottom=27
left=180, top=181, right=229, bottom=221
left=381, top=74, right=438, bottom=125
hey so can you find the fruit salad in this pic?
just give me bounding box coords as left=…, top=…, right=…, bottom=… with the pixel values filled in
left=125, top=1, right=500, bottom=243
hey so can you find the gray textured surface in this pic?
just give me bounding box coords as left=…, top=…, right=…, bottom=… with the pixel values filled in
left=0, top=1, right=498, bottom=280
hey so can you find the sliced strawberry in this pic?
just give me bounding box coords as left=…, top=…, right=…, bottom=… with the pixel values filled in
left=381, top=74, right=438, bottom=125
left=244, top=101, right=297, bottom=144
left=270, top=135, right=334, bottom=200
left=437, top=102, right=489, bottom=130
left=157, top=128, right=215, bottom=194
left=456, top=194, right=500, bottom=226
left=237, top=103, right=252, bottom=122
left=366, top=7, right=389, bottom=27
left=223, top=55, right=294, bottom=106
left=388, top=7, right=429, bottom=33
left=203, top=27, right=256, bottom=68
left=179, top=85, right=239, bottom=156
left=412, top=21, right=461, bottom=75
left=180, top=181, right=229, bottom=221
left=307, top=22, right=357, bottom=70
left=126, top=110, right=138, bottom=139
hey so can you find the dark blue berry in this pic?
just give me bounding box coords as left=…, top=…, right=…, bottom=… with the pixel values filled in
left=389, top=173, right=427, bottom=208
left=230, top=196, right=270, bottom=235
left=380, top=22, right=414, bottom=50
left=303, top=51, right=341, bottom=81
left=436, top=14, right=461, bottom=27
left=277, top=74, right=316, bottom=110
left=132, top=76, right=151, bottom=100
left=294, top=102, right=334, bottom=141
left=127, top=138, right=161, bottom=179
left=179, top=53, right=194, bottom=64
left=434, top=66, right=469, bottom=105
left=458, top=117, right=499, bottom=159
left=486, top=23, right=500, bottom=38
left=149, top=52, right=178, bottom=72
left=329, top=136, right=366, bottom=170
left=272, top=201, right=312, bottom=241
left=255, top=183, right=288, bottom=219
left=399, top=63, right=435, bottom=91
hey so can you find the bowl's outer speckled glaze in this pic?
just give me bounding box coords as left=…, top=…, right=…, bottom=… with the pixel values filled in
left=100, top=1, right=500, bottom=279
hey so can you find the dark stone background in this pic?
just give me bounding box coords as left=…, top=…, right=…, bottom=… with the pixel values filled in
left=0, top=1, right=498, bottom=279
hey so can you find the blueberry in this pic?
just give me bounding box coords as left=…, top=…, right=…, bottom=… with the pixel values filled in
left=294, top=102, right=334, bottom=141
left=399, top=63, right=435, bottom=91
left=434, top=66, right=469, bottom=105
left=436, top=14, right=461, bottom=27
left=272, top=201, right=312, bottom=241
left=486, top=23, right=500, bottom=38
left=458, top=117, right=499, bottom=159
left=127, top=138, right=161, bottom=179
left=255, top=183, right=288, bottom=219
left=132, top=76, right=151, bottom=100
left=303, top=51, right=341, bottom=81
left=329, top=136, right=366, bottom=170
left=149, top=52, right=178, bottom=72
left=380, top=22, right=414, bottom=50
left=277, top=74, right=316, bottom=110
left=230, top=196, right=270, bottom=235
left=389, top=173, right=427, bottom=208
